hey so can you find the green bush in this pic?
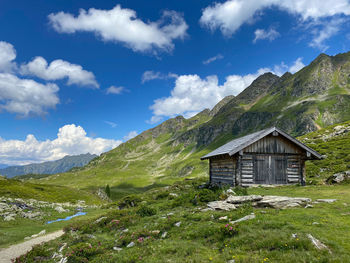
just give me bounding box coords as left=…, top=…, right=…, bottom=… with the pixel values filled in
left=197, top=188, right=218, bottom=203
left=220, top=223, right=238, bottom=237
left=118, top=194, right=142, bottom=209
left=65, top=242, right=103, bottom=263
left=136, top=205, right=157, bottom=217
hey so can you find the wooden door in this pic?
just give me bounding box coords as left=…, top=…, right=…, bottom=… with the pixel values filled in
left=253, top=155, right=270, bottom=184
left=272, top=156, right=287, bottom=184
left=254, top=155, right=287, bottom=184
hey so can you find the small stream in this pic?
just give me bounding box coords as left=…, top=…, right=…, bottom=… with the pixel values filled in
left=46, top=211, right=86, bottom=224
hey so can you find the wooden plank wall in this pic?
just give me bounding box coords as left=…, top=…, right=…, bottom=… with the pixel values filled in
left=286, top=156, right=301, bottom=184
left=244, top=134, right=303, bottom=154
left=210, top=155, right=235, bottom=185
left=241, top=155, right=253, bottom=186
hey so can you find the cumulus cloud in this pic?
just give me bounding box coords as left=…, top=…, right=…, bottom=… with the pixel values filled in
left=48, top=5, right=188, bottom=53
left=123, top=131, right=138, bottom=141
left=288, top=57, right=305, bottom=74
left=106, top=86, right=125, bottom=95
left=20, top=56, right=99, bottom=88
left=0, top=73, right=59, bottom=116
left=203, top=54, right=224, bottom=65
left=0, top=41, right=17, bottom=72
left=0, top=124, right=122, bottom=166
left=200, top=0, right=350, bottom=36
left=253, top=28, right=280, bottom=43
left=141, top=70, right=177, bottom=83
left=148, top=57, right=305, bottom=123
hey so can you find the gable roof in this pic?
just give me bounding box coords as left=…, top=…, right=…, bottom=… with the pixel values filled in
left=200, top=127, right=322, bottom=160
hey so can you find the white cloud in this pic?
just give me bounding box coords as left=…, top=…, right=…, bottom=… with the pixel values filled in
left=0, top=124, right=122, bottom=166
left=0, top=41, right=17, bottom=72
left=309, top=18, right=345, bottom=51
left=48, top=5, right=188, bottom=53
left=200, top=0, right=350, bottom=36
left=141, top=70, right=177, bottom=83
left=123, top=131, right=138, bottom=141
left=20, top=56, right=99, bottom=88
left=0, top=73, right=59, bottom=116
left=289, top=57, right=305, bottom=74
left=253, top=28, right=280, bottom=43
left=104, top=121, right=117, bottom=128
left=148, top=57, right=305, bottom=123
left=106, top=86, right=125, bottom=95
left=203, top=54, right=224, bottom=65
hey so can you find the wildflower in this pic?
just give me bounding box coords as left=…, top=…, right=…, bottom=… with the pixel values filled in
left=209, top=257, right=213, bottom=261
left=138, top=237, right=144, bottom=243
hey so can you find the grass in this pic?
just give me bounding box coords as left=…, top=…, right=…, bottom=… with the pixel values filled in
left=0, top=177, right=102, bottom=205
left=0, top=207, right=108, bottom=248
left=15, top=179, right=350, bottom=263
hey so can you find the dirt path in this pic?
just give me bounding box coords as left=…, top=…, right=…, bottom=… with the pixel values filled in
left=0, top=230, right=64, bottom=263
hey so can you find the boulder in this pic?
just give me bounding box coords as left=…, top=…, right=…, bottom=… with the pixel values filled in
left=226, top=195, right=262, bottom=204
left=307, top=234, right=331, bottom=253
left=55, top=206, right=67, bottom=213
left=230, top=213, right=255, bottom=224
left=174, top=221, right=181, bottom=227
left=315, top=199, right=337, bottom=203
left=127, top=241, right=135, bottom=248
left=256, top=196, right=311, bottom=209
left=207, top=201, right=236, bottom=211
left=4, top=215, right=15, bottom=221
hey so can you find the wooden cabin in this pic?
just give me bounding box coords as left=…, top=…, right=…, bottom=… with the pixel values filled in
left=200, top=127, right=322, bottom=187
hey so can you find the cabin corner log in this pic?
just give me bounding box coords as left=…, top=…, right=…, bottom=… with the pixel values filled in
left=201, top=127, right=322, bottom=187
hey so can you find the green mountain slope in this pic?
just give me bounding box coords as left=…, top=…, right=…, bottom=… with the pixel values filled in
left=27, top=52, right=350, bottom=198
left=0, top=153, right=97, bottom=178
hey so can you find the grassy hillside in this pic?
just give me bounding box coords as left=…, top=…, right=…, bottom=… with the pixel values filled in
left=0, top=177, right=102, bottom=205
left=16, top=179, right=350, bottom=263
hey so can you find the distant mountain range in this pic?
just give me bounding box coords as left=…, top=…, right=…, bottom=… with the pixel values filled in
left=0, top=153, right=97, bottom=178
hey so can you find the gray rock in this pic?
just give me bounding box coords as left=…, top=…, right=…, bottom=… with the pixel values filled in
left=256, top=196, right=311, bottom=209
left=207, top=201, right=236, bottom=211
left=226, top=195, right=262, bottom=204
left=316, top=199, right=337, bottom=203
left=174, top=221, right=181, bottom=227
left=219, top=216, right=228, bottom=221
left=4, top=214, right=15, bottom=221
left=55, top=206, right=66, bottom=213
left=127, top=241, right=135, bottom=248
left=230, top=213, right=255, bottom=224
left=161, top=231, right=168, bottom=238
left=113, top=247, right=123, bottom=251
left=94, top=217, right=107, bottom=224
left=307, top=234, right=331, bottom=253
left=226, top=189, right=236, bottom=195
left=330, top=173, right=345, bottom=183
left=169, top=193, right=178, bottom=197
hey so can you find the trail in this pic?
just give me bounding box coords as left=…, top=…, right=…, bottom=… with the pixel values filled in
left=0, top=230, right=64, bottom=263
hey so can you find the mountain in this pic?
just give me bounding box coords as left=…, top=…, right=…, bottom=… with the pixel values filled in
left=0, top=153, right=97, bottom=178
left=26, top=51, right=350, bottom=197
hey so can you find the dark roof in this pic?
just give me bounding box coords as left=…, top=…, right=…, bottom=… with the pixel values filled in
left=200, top=127, right=322, bottom=160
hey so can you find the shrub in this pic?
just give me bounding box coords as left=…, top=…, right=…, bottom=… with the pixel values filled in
left=220, top=223, right=238, bottom=237
left=197, top=189, right=218, bottom=203
left=136, top=205, right=157, bottom=217
left=65, top=242, right=103, bottom=263
left=118, top=195, right=142, bottom=209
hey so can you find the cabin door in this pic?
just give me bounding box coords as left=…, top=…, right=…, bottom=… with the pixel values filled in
left=254, top=155, right=287, bottom=184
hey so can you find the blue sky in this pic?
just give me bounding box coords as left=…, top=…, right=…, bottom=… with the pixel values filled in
left=1, top=0, right=350, bottom=165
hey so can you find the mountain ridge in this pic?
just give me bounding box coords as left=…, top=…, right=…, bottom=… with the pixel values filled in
left=0, top=153, right=97, bottom=178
